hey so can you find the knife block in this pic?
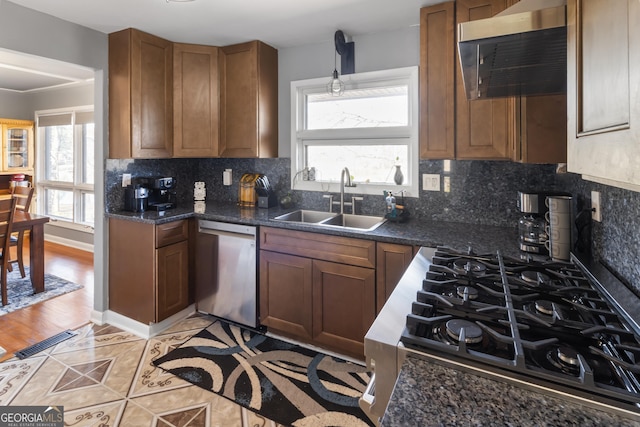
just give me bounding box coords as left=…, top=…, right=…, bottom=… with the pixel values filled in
left=258, top=192, right=278, bottom=208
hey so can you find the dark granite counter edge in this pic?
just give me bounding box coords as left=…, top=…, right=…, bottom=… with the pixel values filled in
left=106, top=202, right=520, bottom=255
left=381, top=353, right=640, bottom=427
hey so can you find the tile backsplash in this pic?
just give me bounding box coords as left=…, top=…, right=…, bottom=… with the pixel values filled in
left=105, top=157, right=640, bottom=292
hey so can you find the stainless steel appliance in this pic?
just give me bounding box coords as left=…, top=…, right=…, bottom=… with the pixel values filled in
left=517, top=191, right=570, bottom=255
left=360, top=246, right=640, bottom=425
left=458, top=0, right=567, bottom=99
left=133, top=176, right=177, bottom=211
left=123, top=184, right=149, bottom=212
left=195, top=220, right=257, bottom=328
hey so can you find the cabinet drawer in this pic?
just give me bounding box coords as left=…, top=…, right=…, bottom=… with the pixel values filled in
left=156, top=220, right=189, bottom=247
left=260, top=226, right=375, bottom=268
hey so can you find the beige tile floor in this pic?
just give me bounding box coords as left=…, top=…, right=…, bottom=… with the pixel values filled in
left=0, top=315, right=283, bottom=427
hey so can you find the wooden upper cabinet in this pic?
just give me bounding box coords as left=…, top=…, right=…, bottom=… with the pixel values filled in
left=219, top=41, right=278, bottom=158
left=455, top=0, right=512, bottom=160
left=173, top=43, right=220, bottom=158
left=514, top=95, right=567, bottom=164
left=419, top=2, right=456, bottom=159
left=109, top=28, right=173, bottom=159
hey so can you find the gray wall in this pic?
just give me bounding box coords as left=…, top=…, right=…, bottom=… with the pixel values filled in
left=277, top=27, right=420, bottom=157
left=0, top=91, right=31, bottom=119
left=0, top=0, right=108, bottom=313
left=28, top=82, right=94, bottom=111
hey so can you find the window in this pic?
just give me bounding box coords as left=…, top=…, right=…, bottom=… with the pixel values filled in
left=291, top=67, right=419, bottom=196
left=36, top=108, right=94, bottom=229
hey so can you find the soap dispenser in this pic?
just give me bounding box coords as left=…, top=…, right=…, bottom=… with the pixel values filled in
left=385, top=190, right=397, bottom=218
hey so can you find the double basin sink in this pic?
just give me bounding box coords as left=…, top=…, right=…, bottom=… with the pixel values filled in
left=273, top=209, right=387, bottom=232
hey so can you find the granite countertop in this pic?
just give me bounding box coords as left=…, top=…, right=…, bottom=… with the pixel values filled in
left=381, top=354, right=640, bottom=427
left=105, top=201, right=520, bottom=255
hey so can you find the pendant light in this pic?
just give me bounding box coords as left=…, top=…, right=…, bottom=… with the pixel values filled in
left=326, top=30, right=354, bottom=97
left=327, top=52, right=345, bottom=96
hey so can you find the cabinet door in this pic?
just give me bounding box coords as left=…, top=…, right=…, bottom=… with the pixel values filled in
left=259, top=251, right=313, bottom=341
left=455, top=0, right=512, bottom=160
left=3, top=124, right=33, bottom=171
left=157, top=240, right=189, bottom=321
left=219, top=41, right=278, bottom=158
left=515, top=95, right=567, bottom=164
left=173, top=43, right=220, bottom=158
left=419, top=2, right=456, bottom=159
left=567, top=0, right=640, bottom=188
left=109, top=28, right=173, bottom=159
left=312, top=260, right=375, bottom=358
left=376, top=243, right=414, bottom=313
left=132, top=30, right=173, bottom=158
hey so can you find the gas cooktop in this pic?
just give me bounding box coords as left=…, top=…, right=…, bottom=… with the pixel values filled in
left=400, top=246, right=640, bottom=415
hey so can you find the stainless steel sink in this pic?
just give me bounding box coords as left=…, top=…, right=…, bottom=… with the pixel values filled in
left=319, top=213, right=387, bottom=231
left=273, top=210, right=337, bottom=223
left=273, top=210, right=387, bottom=232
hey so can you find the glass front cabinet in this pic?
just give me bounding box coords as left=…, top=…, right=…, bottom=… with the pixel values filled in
left=0, top=118, right=34, bottom=172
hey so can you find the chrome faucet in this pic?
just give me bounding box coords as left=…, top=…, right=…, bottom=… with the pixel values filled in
left=340, top=167, right=354, bottom=214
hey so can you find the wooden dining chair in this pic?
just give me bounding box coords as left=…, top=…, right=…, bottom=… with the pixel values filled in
left=0, top=197, right=17, bottom=306
left=8, top=185, right=35, bottom=278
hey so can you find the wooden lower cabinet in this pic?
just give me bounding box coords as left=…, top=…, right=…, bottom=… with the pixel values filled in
left=259, top=251, right=313, bottom=341
left=109, top=218, right=190, bottom=324
left=376, top=242, right=415, bottom=313
left=312, top=260, right=375, bottom=357
left=157, top=240, right=189, bottom=321
left=259, top=227, right=377, bottom=358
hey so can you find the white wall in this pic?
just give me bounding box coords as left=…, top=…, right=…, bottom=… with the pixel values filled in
left=277, top=26, right=420, bottom=157
left=0, top=0, right=108, bottom=313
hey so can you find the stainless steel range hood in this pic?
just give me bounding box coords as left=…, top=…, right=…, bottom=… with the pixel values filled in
left=458, top=0, right=567, bottom=100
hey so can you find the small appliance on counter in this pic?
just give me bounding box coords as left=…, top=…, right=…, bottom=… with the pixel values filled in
left=517, top=191, right=570, bottom=255
left=132, top=176, right=177, bottom=211
left=124, top=184, right=149, bottom=212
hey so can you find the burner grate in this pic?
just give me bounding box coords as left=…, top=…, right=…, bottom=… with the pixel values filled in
left=15, top=330, right=78, bottom=359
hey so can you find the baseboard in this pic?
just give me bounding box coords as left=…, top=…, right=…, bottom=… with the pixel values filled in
left=99, top=305, right=197, bottom=339
left=45, top=234, right=94, bottom=253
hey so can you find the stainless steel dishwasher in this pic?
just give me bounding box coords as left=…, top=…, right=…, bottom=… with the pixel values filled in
left=195, top=220, right=257, bottom=327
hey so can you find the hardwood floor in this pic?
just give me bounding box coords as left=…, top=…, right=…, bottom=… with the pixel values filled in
left=0, top=241, right=93, bottom=362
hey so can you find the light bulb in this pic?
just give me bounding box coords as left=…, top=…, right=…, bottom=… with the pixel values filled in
left=326, top=69, right=344, bottom=96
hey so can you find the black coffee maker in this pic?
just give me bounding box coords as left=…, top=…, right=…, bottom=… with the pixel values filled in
left=132, top=176, right=177, bottom=211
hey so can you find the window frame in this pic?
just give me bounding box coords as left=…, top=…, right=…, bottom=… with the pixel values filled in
left=290, top=66, right=419, bottom=197
left=35, top=106, right=95, bottom=232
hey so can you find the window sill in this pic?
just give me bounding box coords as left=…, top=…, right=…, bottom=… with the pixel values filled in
left=293, top=179, right=418, bottom=198
left=46, top=218, right=95, bottom=234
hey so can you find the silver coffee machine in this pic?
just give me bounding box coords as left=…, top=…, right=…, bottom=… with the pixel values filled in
left=517, top=191, right=570, bottom=255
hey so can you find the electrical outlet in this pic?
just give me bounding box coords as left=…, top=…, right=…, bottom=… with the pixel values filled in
left=443, top=176, right=451, bottom=193
left=122, top=173, right=131, bottom=187
left=422, top=174, right=441, bottom=192
left=591, top=190, right=602, bottom=222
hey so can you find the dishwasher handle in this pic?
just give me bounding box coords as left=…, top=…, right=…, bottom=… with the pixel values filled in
left=198, top=220, right=256, bottom=238
left=199, top=227, right=256, bottom=241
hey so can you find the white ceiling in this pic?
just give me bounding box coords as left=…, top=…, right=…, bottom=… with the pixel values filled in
left=3, top=0, right=436, bottom=92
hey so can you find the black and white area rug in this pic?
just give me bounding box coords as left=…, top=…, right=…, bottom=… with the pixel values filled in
left=153, top=319, right=375, bottom=426
left=0, top=267, right=83, bottom=315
